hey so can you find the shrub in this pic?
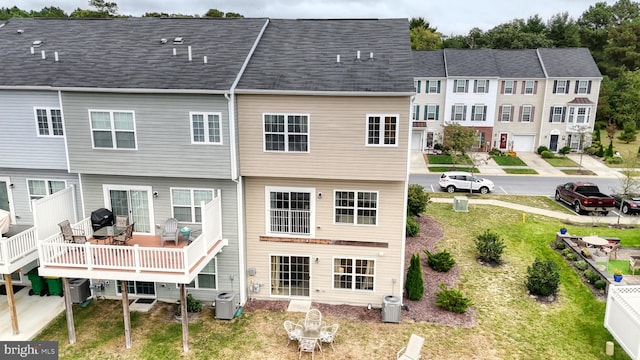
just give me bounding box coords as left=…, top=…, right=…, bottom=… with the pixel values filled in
left=583, top=269, right=600, bottom=284
left=475, top=229, right=505, bottom=264
left=583, top=146, right=598, bottom=155
left=537, top=145, right=549, bottom=155
left=605, top=141, right=614, bottom=158
left=541, top=150, right=555, bottom=159
left=407, top=184, right=430, bottom=216
left=562, top=248, right=573, bottom=257
left=596, top=144, right=605, bottom=157
left=405, top=253, right=424, bottom=301
left=594, top=280, right=606, bottom=290
left=559, top=146, right=572, bottom=155
left=424, top=249, right=456, bottom=272
left=406, top=216, right=419, bottom=237
left=554, top=241, right=566, bottom=250
left=566, top=253, right=578, bottom=261
left=488, top=148, right=502, bottom=156
left=606, top=156, right=624, bottom=164
left=575, top=260, right=588, bottom=271
left=435, top=284, right=471, bottom=313
left=176, top=293, right=203, bottom=316
left=433, top=143, right=443, bottom=150
left=581, top=248, right=590, bottom=257
left=526, top=258, right=560, bottom=297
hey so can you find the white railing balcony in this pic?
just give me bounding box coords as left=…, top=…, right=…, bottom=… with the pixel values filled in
left=0, top=227, right=37, bottom=274
left=269, top=209, right=311, bottom=235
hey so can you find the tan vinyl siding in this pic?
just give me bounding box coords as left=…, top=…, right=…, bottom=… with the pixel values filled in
left=237, top=95, right=410, bottom=181
left=244, top=177, right=405, bottom=305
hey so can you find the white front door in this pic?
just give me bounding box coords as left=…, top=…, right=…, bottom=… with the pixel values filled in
left=103, top=185, right=154, bottom=234
left=0, top=177, right=16, bottom=224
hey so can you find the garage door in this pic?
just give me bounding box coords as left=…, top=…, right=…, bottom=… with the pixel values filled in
left=512, top=135, right=535, bottom=152
left=411, top=132, right=422, bottom=150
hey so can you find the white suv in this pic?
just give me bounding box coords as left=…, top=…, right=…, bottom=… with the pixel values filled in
left=438, top=171, right=495, bottom=194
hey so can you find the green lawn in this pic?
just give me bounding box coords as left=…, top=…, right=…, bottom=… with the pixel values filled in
left=561, top=169, right=597, bottom=175
left=544, top=156, right=579, bottom=167
left=427, top=154, right=473, bottom=165
left=428, top=166, right=478, bottom=173
left=597, top=260, right=635, bottom=276
left=491, top=155, right=526, bottom=166
left=504, top=168, right=538, bottom=175
left=596, top=130, right=640, bottom=168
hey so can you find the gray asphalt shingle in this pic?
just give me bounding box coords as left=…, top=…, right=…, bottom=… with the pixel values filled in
left=537, top=48, right=602, bottom=78
left=412, top=50, right=445, bottom=77
left=444, top=48, right=499, bottom=77
left=493, top=49, right=545, bottom=78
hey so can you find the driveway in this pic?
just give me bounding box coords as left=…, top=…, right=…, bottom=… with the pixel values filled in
left=0, top=285, right=64, bottom=340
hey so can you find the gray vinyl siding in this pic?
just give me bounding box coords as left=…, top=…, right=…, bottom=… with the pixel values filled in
left=80, top=174, right=240, bottom=298
left=0, top=90, right=66, bottom=170
left=62, top=92, right=232, bottom=179
left=0, top=168, right=81, bottom=225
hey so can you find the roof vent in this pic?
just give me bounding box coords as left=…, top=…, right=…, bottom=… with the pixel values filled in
left=16, top=29, right=24, bottom=34
left=173, top=37, right=184, bottom=44
left=160, top=38, right=167, bottom=44
left=32, top=40, right=43, bottom=47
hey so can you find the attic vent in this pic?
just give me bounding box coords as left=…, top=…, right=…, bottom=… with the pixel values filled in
left=173, top=37, right=184, bottom=44
left=160, top=38, right=167, bottom=44
left=16, top=29, right=24, bottom=34
left=32, top=40, right=43, bottom=47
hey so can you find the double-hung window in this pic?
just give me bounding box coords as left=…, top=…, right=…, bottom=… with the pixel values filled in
left=474, top=80, right=489, bottom=93
left=425, top=105, right=439, bottom=121
left=190, top=112, right=222, bottom=144
left=502, top=80, right=515, bottom=94
left=575, top=80, right=591, bottom=94
left=451, top=105, right=466, bottom=121
left=333, top=258, right=375, bottom=291
left=414, top=80, right=421, bottom=93
left=499, top=105, right=512, bottom=122
left=568, top=106, right=590, bottom=124
left=412, top=105, right=420, bottom=120
left=367, top=115, right=398, bottom=146
left=453, top=79, right=468, bottom=93
left=334, top=190, right=378, bottom=225
left=264, top=114, right=309, bottom=152
left=90, top=110, right=136, bottom=149
left=186, top=259, right=217, bottom=289
left=475, top=131, right=485, bottom=149
left=549, top=106, right=565, bottom=123
left=27, top=179, right=65, bottom=209
left=523, top=80, right=536, bottom=95
left=34, top=108, right=63, bottom=137
left=267, top=187, right=312, bottom=235
left=171, top=188, right=214, bottom=223
left=426, top=80, right=440, bottom=93
left=520, top=105, right=533, bottom=122
left=554, top=80, right=569, bottom=94
left=471, top=105, right=487, bottom=121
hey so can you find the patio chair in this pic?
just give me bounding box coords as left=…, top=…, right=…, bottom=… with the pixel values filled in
left=320, top=323, right=339, bottom=351
left=58, top=220, right=87, bottom=244
left=298, top=337, right=319, bottom=360
left=283, top=320, right=303, bottom=347
left=161, top=218, right=179, bottom=247
left=304, top=309, right=323, bottom=332
left=112, top=223, right=134, bottom=246
left=397, top=334, right=424, bottom=360
left=115, top=215, right=129, bottom=227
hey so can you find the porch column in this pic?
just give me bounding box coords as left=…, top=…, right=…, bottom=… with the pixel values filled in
left=62, top=277, right=76, bottom=344
left=180, top=283, right=189, bottom=353
left=3, top=273, right=19, bottom=335
left=121, top=280, right=132, bottom=349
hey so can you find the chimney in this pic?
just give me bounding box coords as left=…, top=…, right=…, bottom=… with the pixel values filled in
left=54, top=51, right=59, bottom=62
left=41, top=50, right=46, bottom=60
left=188, top=46, right=192, bottom=62
left=172, top=48, right=177, bottom=56
left=336, top=54, right=340, bottom=63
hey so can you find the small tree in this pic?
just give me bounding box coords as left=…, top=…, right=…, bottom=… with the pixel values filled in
left=406, top=216, right=419, bottom=237
left=526, top=258, right=560, bottom=297
left=442, top=123, right=476, bottom=165
left=618, top=120, right=638, bottom=144
left=407, top=184, right=430, bottom=216
left=435, top=284, right=471, bottom=313
left=424, top=249, right=456, bottom=272
left=611, top=151, right=640, bottom=224
left=475, top=230, right=506, bottom=264
left=405, top=253, right=424, bottom=301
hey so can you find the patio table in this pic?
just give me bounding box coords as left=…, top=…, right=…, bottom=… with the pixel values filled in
left=93, top=225, right=127, bottom=245
left=582, top=235, right=609, bottom=247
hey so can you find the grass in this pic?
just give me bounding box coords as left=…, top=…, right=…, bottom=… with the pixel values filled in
left=544, top=156, right=579, bottom=167
left=503, top=168, right=538, bottom=175
left=429, top=194, right=577, bottom=214
left=427, top=154, right=473, bottom=165
left=35, top=202, right=638, bottom=359
left=491, top=156, right=526, bottom=166
left=561, top=169, right=597, bottom=175
left=597, top=260, right=635, bottom=276
left=428, top=166, right=478, bottom=173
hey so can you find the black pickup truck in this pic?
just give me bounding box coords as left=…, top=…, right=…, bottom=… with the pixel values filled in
left=555, top=182, right=616, bottom=215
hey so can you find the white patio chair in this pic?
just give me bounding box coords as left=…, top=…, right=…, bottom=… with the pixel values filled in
left=283, top=320, right=303, bottom=347
left=161, top=218, right=179, bottom=247
left=397, top=334, right=424, bottom=360
left=304, top=309, right=322, bottom=332
left=320, top=323, right=339, bottom=351
left=298, top=337, right=318, bottom=360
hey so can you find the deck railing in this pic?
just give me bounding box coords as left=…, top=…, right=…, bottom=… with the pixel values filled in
left=0, top=227, right=37, bottom=266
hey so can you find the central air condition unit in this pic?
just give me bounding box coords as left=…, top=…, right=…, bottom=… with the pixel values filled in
left=381, top=295, right=401, bottom=323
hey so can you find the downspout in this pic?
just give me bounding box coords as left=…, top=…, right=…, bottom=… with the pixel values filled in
left=226, top=18, right=270, bottom=305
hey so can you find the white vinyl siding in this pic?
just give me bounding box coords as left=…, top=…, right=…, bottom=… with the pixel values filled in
left=34, top=108, right=63, bottom=137
left=263, top=113, right=309, bottom=152
left=171, top=188, right=214, bottom=223
left=334, top=190, right=378, bottom=225
left=190, top=112, right=222, bottom=144
left=333, top=258, right=375, bottom=291
left=366, top=114, right=398, bottom=146
left=89, top=110, right=136, bottom=149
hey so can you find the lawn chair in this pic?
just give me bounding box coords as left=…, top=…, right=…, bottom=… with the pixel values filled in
left=298, top=337, right=319, bottom=360
left=112, top=223, right=134, bottom=245
left=161, top=218, right=179, bottom=247
left=397, top=334, right=424, bottom=360
left=320, top=323, right=339, bottom=351
left=115, top=215, right=129, bottom=227
left=304, top=309, right=322, bottom=332
left=58, top=220, right=87, bottom=244
left=283, top=320, right=303, bottom=347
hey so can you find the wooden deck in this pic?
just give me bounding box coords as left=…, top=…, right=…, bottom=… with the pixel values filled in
left=87, top=234, right=190, bottom=248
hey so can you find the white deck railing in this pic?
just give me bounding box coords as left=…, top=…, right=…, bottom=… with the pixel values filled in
left=0, top=227, right=37, bottom=266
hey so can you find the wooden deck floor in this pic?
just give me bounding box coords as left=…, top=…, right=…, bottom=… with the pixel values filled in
left=88, top=234, right=189, bottom=248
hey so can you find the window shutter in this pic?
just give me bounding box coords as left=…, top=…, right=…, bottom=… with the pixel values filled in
left=500, top=81, right=505, bottom=94
left=435, top=105, right=439, bottom=120
left=549, top=107, right=553, bottom=122
left=465, top=80, right=469, bottom=92
left=531, top=106, right=535, bottom=121
left=471, top=106, right=476, bottom=120
left=424, top=106, right=428, bottom=120
left=519, top=105, right=523, bottom=122
left=483, top=106, right=487, bottom=120
left=463, top=105, right=467, bottom=120
left=533, top=81, right=538, bottom=94
left=587, top=81, right=592, bottom=94
left=553, top=80, right=557, bottom=94
left=474, top=80, right=478, bottom=93
left=485, top=81, right=490, bottom=93
left=513, top=81, right=517, bottom=94
left=415, top=105, right=420, bottom=120
left=451, top=105, right=455, bottom=120
left=574, top=81, right=579, bottom=94
left=561, top=107, right=566, bottom=122
left=565, top=81, right=570, bottom=94
left=437, top=80, right=441, bottom=93
left=521, top=81, right=525, bottom=94
left=498, top=106, right=503, bottom=121
left=510, top=105, right=514, bottom=121
left=417, top=80, right=421, bottom=93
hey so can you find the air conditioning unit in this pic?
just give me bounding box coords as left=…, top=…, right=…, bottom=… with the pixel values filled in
left=381, top=295, right=401, bottom=323
left=453, top=196, right=469, bottom=212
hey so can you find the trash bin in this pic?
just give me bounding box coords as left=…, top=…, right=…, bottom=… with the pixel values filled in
left=180, top=227, right=192, bottom=243
left=27, top=268, right=47, bottom=296
left=44, top=276, right=63, bottom=297
left=215, top=292, right=238, bottom=320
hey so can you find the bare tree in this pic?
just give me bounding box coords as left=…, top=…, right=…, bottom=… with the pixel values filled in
left=571, top=124, right=592, bottom=172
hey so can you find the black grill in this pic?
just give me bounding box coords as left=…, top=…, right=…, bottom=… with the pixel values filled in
left=91, top=208, right=113, bottom=232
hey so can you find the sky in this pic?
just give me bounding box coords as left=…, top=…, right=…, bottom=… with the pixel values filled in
left=14, top=0, right=617, bottom=36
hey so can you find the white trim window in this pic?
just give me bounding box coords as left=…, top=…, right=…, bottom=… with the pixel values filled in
left=171, top=188, right=214, bottom=223
left=499, top=105, right=512, bottom=122
left=366, top=114, right=398, bottom=146
left=264, top=114, right=309, bottom=152
left=554, top=80, right=569, bottom=94
left=502, top=80, right=515, bottom=94
left=334, top=190, right=378, bottom=225
left=453, top=79, right=468, bottom=93
left=186, top=258, right=217, bottom=289
left=523, top=80, right=536, bottom=95
left=426, top=80, right=441, bottom=93
left=414, top=80, right=421, bottom=93
left=451, top=104, right=466, bottom=121
left=474, top=79, right=489, bottom=93
left=568, top=106, right=591, bottom=124
left=475, top=131, right=486, bottom=149
left=27, top=179, right=65, bottom=208
left=576, top=80, right=591, bottom=94
left=333, top=258, right=375, bottom=291
left=412, top=105, right=420, bottom=120
left=34, top=108, right=63, bottom=137
left=549, top=106, right=565, bottom=123
left=425, top=105, right=439, bottom=121
left=190, top=112, right=222, bottom=144
left=471, top=105, right=487, bottom=121
left=266, top=187, right=313, bottom=236
left=90, top=110, right=136, bottom=149
left=520, top=105, right=533, bottom=122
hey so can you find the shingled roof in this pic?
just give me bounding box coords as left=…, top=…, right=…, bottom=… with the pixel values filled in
left=443, top=48, right=499, bottom=77
left=493, top=49, right=545, bottom=78
left=412, top=50, right=445, bottom=77
left=537, top=48, right=602, bottom=78
left=236, top=19, right=414, bottom=93
left=0, top=17, right=267, bottom=90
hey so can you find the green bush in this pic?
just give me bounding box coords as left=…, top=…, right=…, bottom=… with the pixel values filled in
left=537, top=145, right=549, bottom=155
left=583, top=269, right=600, bottom=284
left=566, top=253, right=577, bottom=261
left=475, top=230, right=505, bottom=264
left=176, top=293, right=203, bottom=316
left=581, top=248, right=590, bottom=257
left=488, top=148, right=502, bottom=156
left=605, top=156, right=624, bottom=164
left=583, top=146, right=598, bottom=155
left=407, top=184, right=430, bottom=216
left=541, top=150, right=555, bottom=159
left=575, top=260, right=588, bottom=271
left=596, top=144, right=605, bottom=157
left=526, top=258, right=560, bottom=297
left=559, top=146, right=571, bottom=155
left=425, top=249, right=456, bottom=272
left=433, top=143, right=443, bottom=150
left=406, top=216, right=419, bottom=237
left=562, top=248, right=573, bottom=257
left=605, top=141, right=614, bottom=158
left=554, top=241, right=566, bottom=250
left=594, top=279, right=606, bottom=290
left=435, top=284, right=471, bottom=314
left=405, top=253, right=424, bottom=301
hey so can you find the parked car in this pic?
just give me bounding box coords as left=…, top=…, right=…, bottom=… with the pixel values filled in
left=555, top=182, right=616, bottom=215
left=610, top=193, right=640, bottom=215
left=438, top=171, right=495, bottom=194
